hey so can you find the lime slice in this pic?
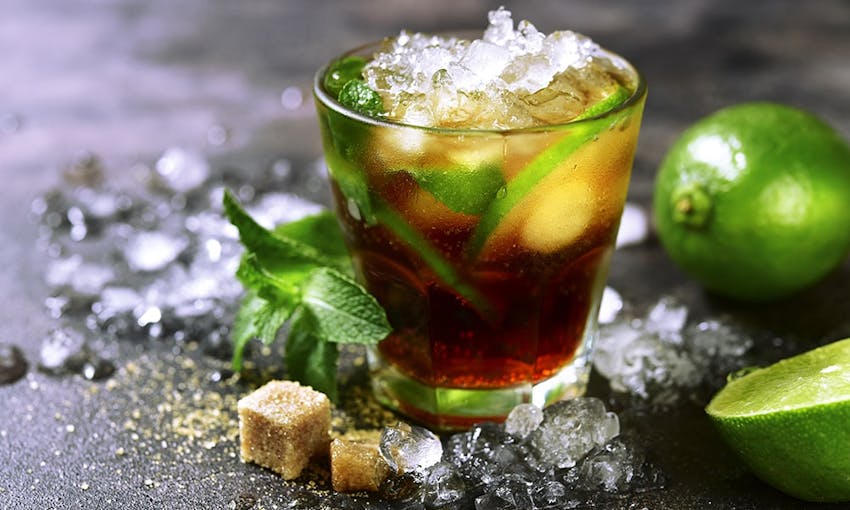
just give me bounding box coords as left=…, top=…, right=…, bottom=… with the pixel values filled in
left=574, top=85, right=630, bottom=120
left=705, top=337, right=850, bottom=502
left=468, top=85, right=633, bottom=255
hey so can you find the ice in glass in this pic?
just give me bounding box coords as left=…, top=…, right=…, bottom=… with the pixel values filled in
left=314, top=8, right=647, bottom=429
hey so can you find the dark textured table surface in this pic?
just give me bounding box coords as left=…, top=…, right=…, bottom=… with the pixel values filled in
left=2, top=1, right=850, bottom=509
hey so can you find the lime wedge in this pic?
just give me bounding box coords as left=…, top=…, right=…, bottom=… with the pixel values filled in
left=468, top=86, right=633, bottom=255
left=705, top=337, right=850, bottom=502
left=574, top=85, right=630, bottom=120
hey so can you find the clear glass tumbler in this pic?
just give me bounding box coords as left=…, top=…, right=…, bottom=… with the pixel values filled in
left=314, top=42, right=646, bottom=430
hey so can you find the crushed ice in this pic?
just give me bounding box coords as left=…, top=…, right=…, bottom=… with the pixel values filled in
left=32, top=149, right=329, bottom=378
left=594, top=293, right=757, bottom=405
left=362, top=7, right=626, bottom=129
left=376, top=398, right=663, bottom=509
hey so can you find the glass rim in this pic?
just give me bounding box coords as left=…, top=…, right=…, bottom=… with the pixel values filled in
left=313, top=35, right=647, bottom=135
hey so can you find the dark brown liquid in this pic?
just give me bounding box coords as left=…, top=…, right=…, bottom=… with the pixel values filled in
left=332, top=182, right=614, bottom=390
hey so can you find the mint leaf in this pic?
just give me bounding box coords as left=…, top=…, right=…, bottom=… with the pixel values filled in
left=406, top=163, right=505, bottom=215
left=231, top=291, right=293, bottom=371
left=236, top=253, right=302, bottom=304
left=223, top=189, right=338, bottom=273
left=274, top=211, right=351, bottom=274
left=285, top=307, right=339, bottom=401
left=337, top=80, right=384, bottom=118
left=224, top=190, right=393, bottom=400
left=301, top=267, right=391, bottom=345
left=323, top=56, right=367, bottom=98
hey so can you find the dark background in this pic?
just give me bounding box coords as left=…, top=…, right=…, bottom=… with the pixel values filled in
left=2, top=1, right=849, bottom=508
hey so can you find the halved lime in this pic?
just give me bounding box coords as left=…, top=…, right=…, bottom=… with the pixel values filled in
left=706, top=337, right=850, bottom=502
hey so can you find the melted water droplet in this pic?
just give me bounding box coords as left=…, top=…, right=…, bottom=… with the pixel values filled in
left=0, top=343, right=28, bottom=385
left=727, top=366, right=762, bottom=382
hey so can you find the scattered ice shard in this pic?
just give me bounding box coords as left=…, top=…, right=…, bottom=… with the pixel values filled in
left=579, top=438, right=636, bottom=492
left=39, top=327, right=90, bottom=374
left=380, top=422, right=443, bottom=474
left=529, top=398, right=620, bottom=469
left=123, top=231, right=188, bottom=272
left=594, top=295, right=755, bottom=404
left=155, top=147, right=210, bottom=193
left=246, top=192, right=325, bottom=230
left=645, top=296, right=688, bottom=343
left=504, top=403, right=543, bottom=439
left=616, top=202, right=649, bottom=248
left=422, top=461, right=466, bottom=508
left=598, top=286, right=624, bottom=325
left=45, top=255, right=83, bottom=288
left=94, top=287, right=142, bottom=321
left=530, top=480, right=568, bottom=507
left=45, top=256, right=115, bottom=296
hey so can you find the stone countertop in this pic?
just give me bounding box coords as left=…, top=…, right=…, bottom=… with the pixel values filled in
left=2, top=1, right=850, bottom=508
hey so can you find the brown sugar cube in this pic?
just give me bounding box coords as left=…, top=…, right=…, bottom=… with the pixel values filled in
left=330, top=430, right=390, bottom=493
left=238, top=380, right=330, bottom=480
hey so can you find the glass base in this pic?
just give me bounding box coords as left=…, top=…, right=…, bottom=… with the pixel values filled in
left=368, top=345, right=593, bottom=431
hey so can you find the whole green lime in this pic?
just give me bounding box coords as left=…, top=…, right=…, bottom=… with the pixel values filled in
left=706, top=337, right=850, bottom=502
left=653, top=102, right=850, bottom=301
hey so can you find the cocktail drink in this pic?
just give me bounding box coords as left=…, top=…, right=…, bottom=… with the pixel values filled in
left=313, top=9, right=646, bottom=429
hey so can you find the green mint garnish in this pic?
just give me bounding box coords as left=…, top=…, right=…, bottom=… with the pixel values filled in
left=324, top=56, right=367, bottom=98
left=337, top=80, right=385, bottom=118
left=223, top=190, right=391, bottom=400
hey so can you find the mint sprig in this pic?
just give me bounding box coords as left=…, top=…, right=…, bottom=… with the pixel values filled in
left=223, top=190, right=392, bottom=400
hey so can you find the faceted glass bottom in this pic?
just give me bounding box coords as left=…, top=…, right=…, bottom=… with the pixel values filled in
left=368, top=328, right=595, bottom=431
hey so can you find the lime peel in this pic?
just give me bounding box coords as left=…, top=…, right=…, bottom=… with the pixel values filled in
left=706, top=337, right=850, bottom=502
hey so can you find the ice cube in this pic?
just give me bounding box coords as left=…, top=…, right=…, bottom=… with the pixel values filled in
left=380, top=423, right=443, bottom=474
left=530, top=480, right=568, bottom=508
left=578, top=438, right=637, bottom=492
left=543, top=30, right=598, bottom=72
left=529, top=398, right=620, bottom=469
left=504, top=403, right=543, bottom=439
left=444, top=422, right=509, bottom=467
left=520, top=180, right=595, bottom=253
left=482, top=6, right=515, bottom=46
left=475, top=474, right=534, bottom=510
left=123, top=231, right=188, bottom=272
left=422, top=461, right=466, bottom=508
left=460, top=40, right=511, bottom=86
left=155, top=147, right=209, bottom=193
